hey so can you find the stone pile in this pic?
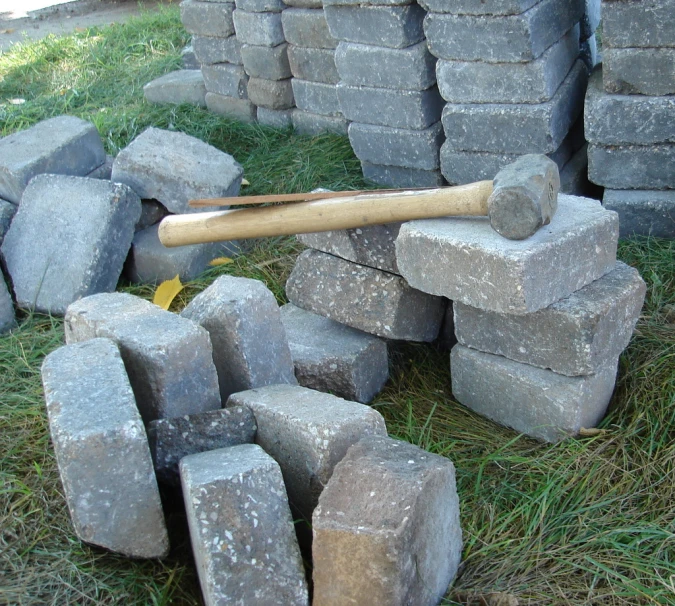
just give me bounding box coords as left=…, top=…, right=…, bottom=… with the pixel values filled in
left=585, top=0, right=675, bottom=238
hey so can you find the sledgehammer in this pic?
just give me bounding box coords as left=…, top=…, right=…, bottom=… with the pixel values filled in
left=158, top=154, right=559, bottom=247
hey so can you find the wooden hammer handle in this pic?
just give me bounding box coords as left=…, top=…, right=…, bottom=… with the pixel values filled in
left=158, top=181, right=493, bottom=247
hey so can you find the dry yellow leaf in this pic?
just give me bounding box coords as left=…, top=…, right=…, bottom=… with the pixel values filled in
left=579, top=427, right=606, bottom=437
left=241, top=178, right=250, bottom=186
left=209, top=256, right=233, bottom=266
left=153, top=275, right=184, bottom=310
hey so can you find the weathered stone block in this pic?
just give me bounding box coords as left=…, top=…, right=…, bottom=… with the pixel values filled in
left=580, top=0, right=600, bottom=41
left=201, top=63, right=249, bottom=98
left=287, top=45, right=339, bottom=84
left=247, top=77, right=295, bottom=109
left=257, top=107, right=294, bottom=128
left=182, top=44, right=200, bottom=69
left=602, top=47, right=675, bottom=97
left=180, top=0, right=235, bottom=37
left=436, top=25, right=579, bottom=104
left=325, top=4, right=426, bottom=49
left=324, top=0, right=415, bottom=5
left=135, top=200, right=169, bottom=232
left=111, top=127, right=243, bottom=215
left=85, top=154, right=114, bottom=180
left=362, top=162, right=445, bottom=188
left=424, top=0, right=584, bottom=62
left=559, top=145, right=592, bottom=196
left=41, top=338, right=168, bottom=557
left=602, top=0, right=675, bottom=49
left=442, top=60, right=587, bottom=154
left=148, top=406, right=257, bottom=485
left=232, top=9, right=285, bottom=46
left=0, top=199, right=17, bottom=244
left=292, top=78, right=341, bottom=116
left=206, top=93, right=258, bottom=122
left=235, top=0, right=285, bottom=11
left=588, top=144, right=675, bottom=190
left=603, top=189, right=675, bottom=239
left=143, top=69, right=206, bottom=107
left=280, top=304, right=389, bottom=403
left=181, top=444, right=309, bottom=605
left=241, top=43, right=291, bottom=80
left=181, top=275, right=297, bottom=403
left=227, top=384, right=387, bottom=520
left=335, top=40, right=436, bottom=91
left=64, top=292, right=221, bottom=423
left=193, top=34, right=242, bottom=65
left=0, top=274, right=16, bottom=334
left=282, top=7, right=337, bottom=49
left=451, top=344, right=618, bottom=443
left=312, top=435, right=462, bottom=606
left=0, top=116, right=106, bottom=204
left=395, top=195, right=619, bottom=314
left=338, top=83, right=445, bottom=130
left=287, top=249, right=446, bottom=340
left=348, top=121, right=443, bottom=170
left=1, top=175, right=140, bottom=315
left=292, top=110, right=348, bottom=135
left=419, top=0, right=538, bottom=15
left=284, top=0, right=322, bottom=6
left=580, top=34, right=599, bottom=72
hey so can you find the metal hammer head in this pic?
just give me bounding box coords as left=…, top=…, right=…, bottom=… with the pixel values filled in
left=487, top=154, right=560, bottom=240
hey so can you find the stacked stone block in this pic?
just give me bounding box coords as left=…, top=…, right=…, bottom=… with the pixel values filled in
left=585, top=0, right=675, bottom=238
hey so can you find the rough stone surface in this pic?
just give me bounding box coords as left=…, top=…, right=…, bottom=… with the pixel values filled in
left=206, top=93, right=258, bottom=122
left=603, top=48, right=675, bottom=96
left=292, top=110, right=348, bottom=135
left=282, top=8, right=337, bottom=49
left=41, top=338, right=168, bottom=557
left=247, top=77, right=295, bottom=109
left=181, top=275, right=297, bottom=403
left=324, top=0, right=415, bottom=4
left=287, top=45, right=339, bottom=84
left=441, top=60, right=588, bottom=154
left=180, top=0, right=235, bottom=37
left=451, top=344, right=618, bottom=443
left=335, top=40, right=436, bottom=91
left=280, top=303, right=389, bottom=404
left=241, top=43, right=292, bottom=80
left=362, top=163, right=445, bottom=188
left=603, top=189, right=675, bottom=239
left=181, top=444, right=309, bottom=606
left=1, top=175, right=140, bottom=315
left=602, top=0, right=675, bottom=49
left=588, top=144, right=675, bottom=190
left=436, top=25, right=579, bottom=104
left=0, top=274, right=16, bottom=334
left=287, top=249, right=446, bottom=340
left=111, top=127, right=243, bottom=215
left=257, top=107, right=294, bottom=128
left=325, top=4, right=426, bottom=49
left=424, top=0, right=584, bottom=62
left=148, top=406, right=257, bottom=485
left=419, top=0, right=538, bottom=15
left=182, top=44, right=200, bottom=69
left=64, top=292, right=221, bottom=423
left=232, top=9, right=285, bottom=46
left=0, top=116, right=106, bottom=204
left=0, top=199, right=17, bottom=244
left=227, top=384, right=387, bottom=520
left=395, top=195, right=619, bottom=314
left=312, top=435, right=462, bottom=606
left=338, top=83, right=445, bottom=130
left=86, top=155, right=114, bottom=180
left=579, top=34, right=599, bottom=72
left=292, top=78, right=341, bottom=116
left=193, top=34, right=243, bottom=65
left=348, top=121, right=443, bottom=170
left=559, top=145, right=592, bottom=196
left=143, top=69, right=206, bottom=107
left=454, top=262, right=645, bottom=376
left=135, top=200, right=169, bottom=232
left=284, top=0, right=322, bottom=7
left=580, top=0, right=600, bottom=40
left=235, top=0, right=285, bottom=11
left=201, top=63, right=249, bottom=98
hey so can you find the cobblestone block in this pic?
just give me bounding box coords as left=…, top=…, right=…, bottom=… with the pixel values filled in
left=247, top=77, right=295, bottom=109
left=0, top=199, right=17, bottom=244
left=580, top=34, right=599, bottom=72
left=419, top=0, right=538, bottom=15
left=287, top=45, right=339, bottom=84
left=232, top=9, right=285, bottom=46
left=235, top=0, right=285, bottom=11
left=193, top=34, right=242, bottom=65
left=602, top=0, right=675, bottom=49
left=180, top=0, right=235, bottom=37
left=292, top=78, right=341, bottom=116
left=603, top=189, right=675, bottom=239
left=257, top=107, right=294, bottom=128
left=602, top=47, right=675, bottom=97
left=0, top=274, right=16, bottom=334
left=361, top=162, right=445, bottom=188
left=201, top=63, right=249, bottom=97
left=580, top=0, right=600, bottom=41
left=292, top=110, right=348, bottom=135
left=136, top=200, right=169, bottom=232
left=284, top=0, right=322, bottom=6
left=182, top=44, right=200, bottom=69
left=206, top=93, right=258, bottom=122
left=559, top=145, right=592, bottom=196
left=588, top=144, right=675, bottom=190
left=143, top=69, right=206, bottom=107
left=241, top=43, right=291, bottom=80
left=282, top=7, right=337, bottom=49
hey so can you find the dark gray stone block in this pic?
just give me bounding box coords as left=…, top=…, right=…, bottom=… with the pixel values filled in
left=603, top=189, right=675, bottom=239
left=282, top=7, right=337, bottom=49
left=419, top=0, right=538, bottom=15
left=559, top=145, right=592, bottom=196
left=135, top=200, right=169, bottom=232
left=247, top=77, right=295, bottom=109
left=182, top=44, right=200, bottom=69
left=361, top=162, right=445, bottom=188
left=201, top=63, right=249, bottom=97
left=287, top=45, right=339, bottom=84
left=602, top=0, right=675, bottom=49
left=206, top=92, right=258, bottom=122
left=241, top=43, right=291, bottom=80
left=284, top=0, right=322, bottom=6
left=292, top=110, right=349, bottom=135
left=292, top=78, right=341, bottom=116
left=143, top=69, right=207, bottom=107
left=580, top=0, right=600, bottom=41
left=193, top=34, right=242, bottom=65
left=235, top=0, right=285, bottom=11
left=588, top=144, right=675, bottom=190
left=257, top=107, right=294, bottom=128
left=579, top=34, right=599, bottom=72
left=324, top=0, right=415, bottom=5
left=86, top=155, right=114, bottom=180
left=232, top=9, right=285, bottom=46
left=180, top=0, right=236, bottom=37
left=603, top=47, right=675, bottom=96
left=0, top=199, right=17, bottom=245
left=0, top=274, right=16, bottom=334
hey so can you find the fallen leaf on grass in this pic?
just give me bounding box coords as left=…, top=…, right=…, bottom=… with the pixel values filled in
left=209, top=257, right=233, bottom=266
left=153, top=275, right=183, bottom=310
left=241, top=178, right=250, bottom=186
left=0, top=29, right=16, bottom=34
left=579, top=427, right=606, bottom=437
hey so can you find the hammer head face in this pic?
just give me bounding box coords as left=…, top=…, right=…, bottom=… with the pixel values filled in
left=487, top=154, right=560, bottom=240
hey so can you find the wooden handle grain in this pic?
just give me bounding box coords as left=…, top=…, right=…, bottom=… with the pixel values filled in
left=158, top=181, right=493, bottom=247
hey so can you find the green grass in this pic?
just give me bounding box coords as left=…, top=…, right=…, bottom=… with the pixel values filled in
left=1, top=7, right=674, bottom=605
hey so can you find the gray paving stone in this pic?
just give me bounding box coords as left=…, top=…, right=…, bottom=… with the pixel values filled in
left=181, top=275, right=297, bottom=403
left=0, top=116, right=106, bottom=204
left=324, top=0, right=415, bottom=4
left=136, top=200, right=169, bottom=232
left=287, top=45, right=339, bottom=84
left=1, top=175, right=140, bottom=315
left=143, top=69, right=207, bottom=107
left=282, top=8, right=337, bottom=49
left=64, top=292, right=221, bottom=423
left=588, top=144, right=675, bottom=190
left=292, top=110, right=348, bottom=135
left=148, top=407, right=257, bottom=485
left=227, top=384, right=387, bottom=520
left=441, top=60, right=588, bottom=154
left=395, top=195, right=619, bottom=314
left=580, top=0, right=600, bottom=41
left=603, top=189, right=675, bottom=239
left=325, top=4, right=426, bottom=49
left=235, top=0, right=285, bottom=11
left=335, top=40, right=436, bottom=91
left=338, top=83, right=444, bottom=130
left=559, top=145, right=592, bottom=196
left=451, top=344, right=618, bottom=443
left=602, top=0, right=675, bottom=49
left=280, top=303, right=389, bottom=403
left=312, top=435, right=462, bottom=606
left=436, top=25, right=579, bottom=104
left=257, top=107, right=294, bottom=128
left=0, top=274, right=16, bottom=334
left=201, top=63, right=249, bottom=98
left=233, top=9, right=285, bottom=46
left=180, top=445, right=309, bottom=606
left=418, top=0, right=538, bottom=15
left=579, top=34, right=599, bottom=72
left=348, top=121, right=443, bottom=170
left=111, top=127, right=243, bottom=215
left=454, top=261, right=645, bottom=376
left=182, top=44, right=200, bottom=69
left=602, top=47, right=675, bottom=97
left=241, top=43, right=291, bottom=80
left=292, top=78, right=340, bottom=116
left=41, top=338, right=168, bottom=557
left=206, top=93, right=258, bottom=122
left=0, top=199, right=17, bottom=245
left=86, top=154, right=114, bottom=180
left=193, top=34, right=243, bottom=65
left=180, top=0, right=235, bottom=37
left=435, top=299, right=457, bottom=352
left=287, top=249, right=446, bottom=340
left=247, top=77, right=295, bottom=109
left=361, top=162, right=445, bottom=188
left=284, top=0, right=322, bottom=6
left=424, top=0, right=584, bottom=62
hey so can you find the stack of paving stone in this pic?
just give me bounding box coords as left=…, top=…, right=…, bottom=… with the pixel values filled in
left=585, top=0, right=675, bottom=238
left=423, top=0, right=591, bottom=193
left=324, top=0, right=445, bottom=187
left=282, top=1, right=347, bottom=134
